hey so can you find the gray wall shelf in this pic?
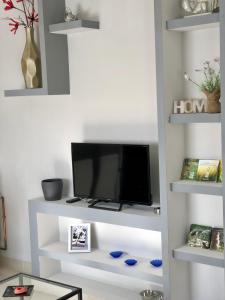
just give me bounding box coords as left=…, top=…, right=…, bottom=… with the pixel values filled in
left=49, top=20, right=100, bottom=35
left=173, top=246, right=224, bottom=268
left=5, top=2, right=100, bottom=97
left=29, top=197, right=161, bottom=232
left=5, top=0, right=70, bottom=97
left=171, top=180, right=222, bottom=196
left=38, top=241, right=163, bottom=283
left=4, top=88, right=47, bottom=98
left=169, top=113, right=221, bottom=124
left=167, top=13, right=219, bottom=32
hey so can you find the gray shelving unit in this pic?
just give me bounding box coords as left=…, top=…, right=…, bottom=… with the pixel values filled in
left=5, top=0, right=70, bottom=97
left=167, top=12, right=219, bottom=31
left=154, top=1, right=225, bottom=300
left=169, top=113, right=221, bottom=124
left=49, top=20, right=100, bottom=35
left=28, top=197, right=163, bottom=298
left=23, top=1, right=224, bottom=299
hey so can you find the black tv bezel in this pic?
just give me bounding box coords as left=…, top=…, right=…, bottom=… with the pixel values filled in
left=71, top=142, right=152, bottom=207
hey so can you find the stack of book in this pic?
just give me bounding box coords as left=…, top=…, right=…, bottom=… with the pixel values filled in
left=181, top=159, right=222, bottom=183
left=188, top=224, right=224, bottom=252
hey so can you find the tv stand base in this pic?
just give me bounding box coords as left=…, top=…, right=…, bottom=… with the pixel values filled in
left=88, top=199, right=124, bottom=212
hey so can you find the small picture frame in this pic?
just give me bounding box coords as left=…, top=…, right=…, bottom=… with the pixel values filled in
left=68, top=223, right=91, bottom=253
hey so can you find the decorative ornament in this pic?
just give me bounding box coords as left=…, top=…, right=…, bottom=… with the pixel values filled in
left=173, top=99, right=208, bottom=114
left=211, top=0, right=219, bottom=13
left=182, top=0, right=210, bottom=16
left=64, top=7, right=79, bottom=22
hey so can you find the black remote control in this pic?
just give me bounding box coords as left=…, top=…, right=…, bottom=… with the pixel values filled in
left=66, top=198, right=82, bottom=204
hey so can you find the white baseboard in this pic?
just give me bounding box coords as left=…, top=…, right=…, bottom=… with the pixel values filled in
left=0, top=255, right=31, bottom=274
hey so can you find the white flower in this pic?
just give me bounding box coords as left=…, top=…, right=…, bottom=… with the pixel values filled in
left=184, top=72, right=190, bottom=81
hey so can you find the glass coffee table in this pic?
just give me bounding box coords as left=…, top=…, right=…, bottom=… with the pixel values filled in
left=0, top=273, right=82, bottom=299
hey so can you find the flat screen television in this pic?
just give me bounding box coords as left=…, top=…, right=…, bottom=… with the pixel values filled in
left=71, top=143, right=152, bottom=211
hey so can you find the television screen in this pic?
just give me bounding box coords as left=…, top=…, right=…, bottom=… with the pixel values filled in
left=71, top=143, right=152, bottom=206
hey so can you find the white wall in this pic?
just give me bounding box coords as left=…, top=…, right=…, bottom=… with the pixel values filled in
left=183, top=27, right=224, bottom=300
left=0, top=0, right=159, bottom=263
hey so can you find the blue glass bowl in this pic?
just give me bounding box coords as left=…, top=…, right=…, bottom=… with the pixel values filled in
left=124, top=259, right=138, bottom=266
left=110, top=251, right=124, bottom=258
left=150, top=259, right=162, bottom=267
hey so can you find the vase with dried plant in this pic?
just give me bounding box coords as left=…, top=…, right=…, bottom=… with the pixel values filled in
left=2, top=0, right=41, bottom=89
left=184, top=58, right=221, bottom=113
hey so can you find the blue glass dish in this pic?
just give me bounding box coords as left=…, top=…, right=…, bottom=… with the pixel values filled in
left=124, top=259, right=138, bottom=266
left=110, top=251, right=124, bottom=258
left=150, top=259, right=162, bottom=267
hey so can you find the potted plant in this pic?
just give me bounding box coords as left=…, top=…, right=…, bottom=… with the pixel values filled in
left=184, top=58, right=221, bottom=113
left=1, top=0, right=41, bottom=89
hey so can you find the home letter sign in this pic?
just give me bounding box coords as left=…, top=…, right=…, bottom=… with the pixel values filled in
left=173, top=99, right=208, bottom=114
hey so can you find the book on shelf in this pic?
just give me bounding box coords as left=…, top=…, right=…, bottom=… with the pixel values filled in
left=181, top=159, right=199, bottom=180
left=197, top=160, right=220, bottom=182
left=217, top=160, right=223, bottom=183
left=210, top=228, right=224, bottom=252
left=187, top=224, right=212, bottom=249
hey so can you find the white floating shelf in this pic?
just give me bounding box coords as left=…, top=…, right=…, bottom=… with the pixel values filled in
left=49, top=20, right=100, bottom=35
left=170, top=180, right=222, bottom=196
left=173, top=245, right=224, bottom=268
left=169, top=113, right=221, bottom=124
left=39, top=242, right=163, bottom=284
left=30, top=197, right=162, bottom=231
left=49, top=272, right=156, bottom=300
left=167, top=13, right=219, bottom=32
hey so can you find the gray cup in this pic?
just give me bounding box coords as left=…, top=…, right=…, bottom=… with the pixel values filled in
left=41, top=178, right=63, bottom=201
left=140, top=290, right=164, bottom=300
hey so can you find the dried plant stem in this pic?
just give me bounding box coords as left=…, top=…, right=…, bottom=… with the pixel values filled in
left=21, top=1, right=29, bottom=26
left=188, top=78, right=202, bottom=89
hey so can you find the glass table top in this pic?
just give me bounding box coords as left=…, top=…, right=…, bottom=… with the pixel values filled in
left=0, top=273, right=82, bottom=300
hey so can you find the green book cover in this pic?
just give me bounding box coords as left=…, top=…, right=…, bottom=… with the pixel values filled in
left=188, top=224, right=212, bottom=249
left=181, top=159, right=199, bottom=180
left=197, top=160, right=219, bottom=182
left=217, top=160, right=223, bottom=183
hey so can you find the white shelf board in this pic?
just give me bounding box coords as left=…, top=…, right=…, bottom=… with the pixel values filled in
left=49, top=20, right=100, bottom=35
left=167, top=13, right=219, bottom=32
left=169, top=113, right=221, bottom=124
left=39, top=242, right=163, bottom=284
left=49, top=272, right=142, bottom=300
left=173, top=245, right=224, bottom=268
left=29, top=197, right=162, bottom=231
left=170, top=180, right=222, bottom=196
